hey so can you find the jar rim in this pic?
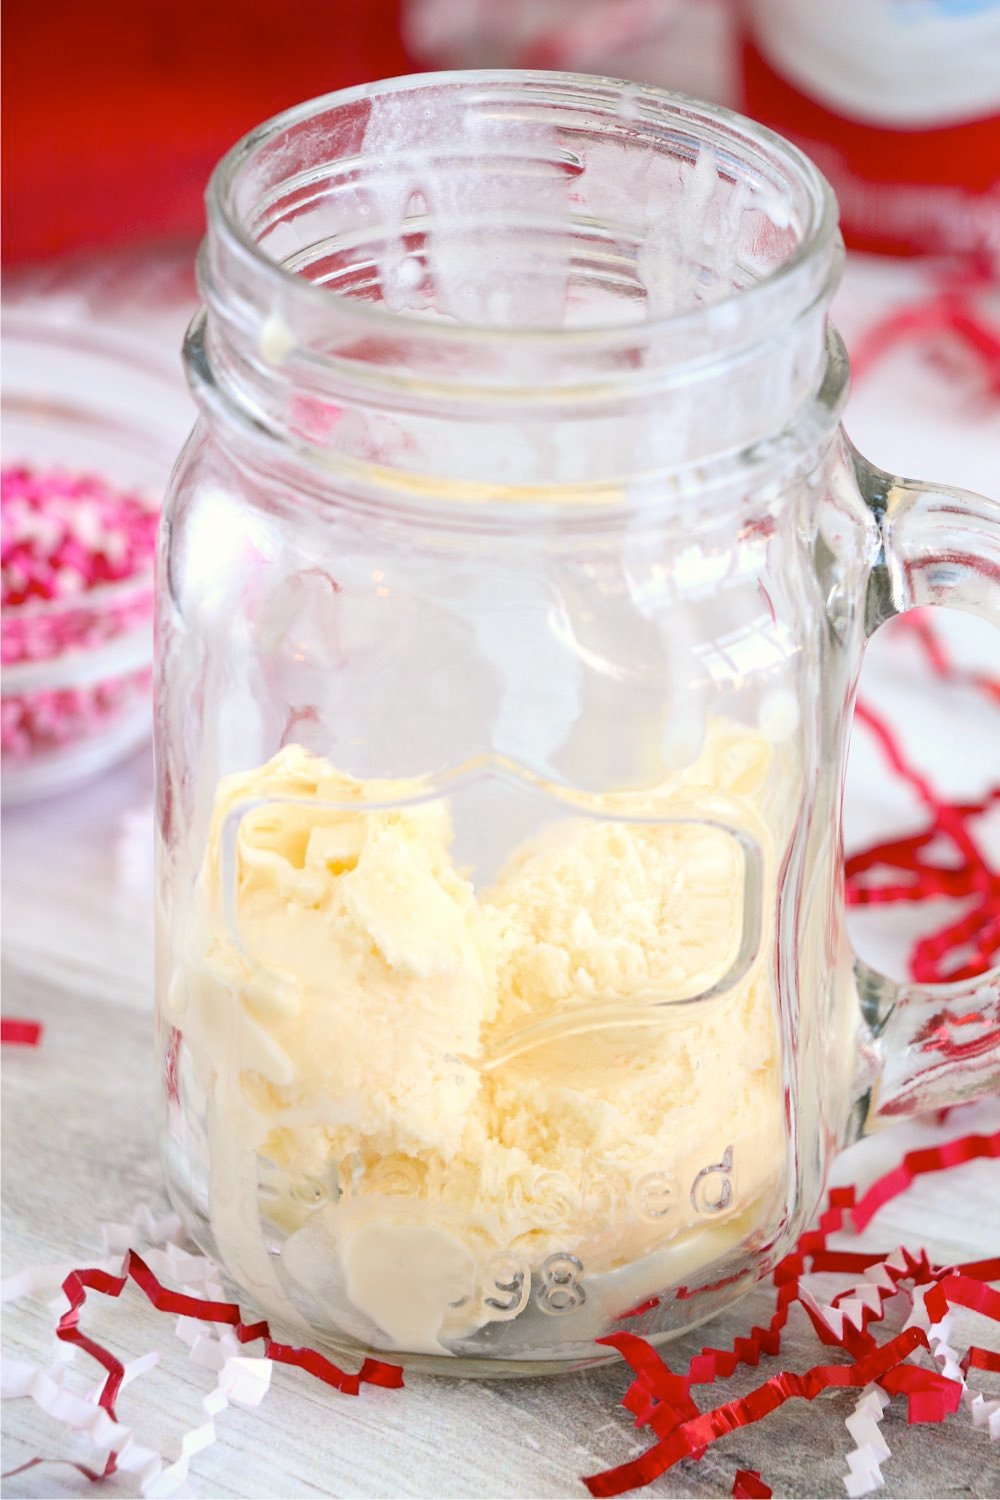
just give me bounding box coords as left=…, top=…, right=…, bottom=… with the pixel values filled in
left=205, top=67, right=840, bottom=351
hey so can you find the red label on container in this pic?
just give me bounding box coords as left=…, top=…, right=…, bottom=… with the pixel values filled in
left=740, top=33, right=1000, bottom=269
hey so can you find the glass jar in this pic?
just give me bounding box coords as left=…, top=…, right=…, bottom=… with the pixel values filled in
left=156, top=71, right=1000, bottom=1374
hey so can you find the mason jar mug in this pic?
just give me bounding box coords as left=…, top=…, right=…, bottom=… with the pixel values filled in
left=156, top=71, right=1000, bottom=1374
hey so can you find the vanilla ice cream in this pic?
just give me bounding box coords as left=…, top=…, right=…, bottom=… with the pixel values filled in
left=167, top=720, right=788, bottom=1355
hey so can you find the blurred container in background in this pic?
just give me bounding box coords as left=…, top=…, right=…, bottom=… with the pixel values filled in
left=406, top=0, right=1000, bottom=274
left=1, top=311, right=193, bottom=802
left=404, top=0, right=737, bottom=107
left=741, top=0, right=1000, bottom=272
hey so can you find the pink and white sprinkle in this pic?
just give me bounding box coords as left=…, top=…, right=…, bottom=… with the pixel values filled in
left=1, top=466, right=158, bottom=762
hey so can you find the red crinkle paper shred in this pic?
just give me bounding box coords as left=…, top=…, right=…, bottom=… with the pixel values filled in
left=582, top=1130, right=1000, bottom=1498
left=849, top=272, right=1000, bottom=397
left=1, top=1018, right=43, bottom=1045
left=846, top=622, right=1000, bottom=987
left=53, top=1250, right=403, bottom=1480
left=845, top=281, right=1000, bottom=986
left=731, top=1471, right=772, bottom=1499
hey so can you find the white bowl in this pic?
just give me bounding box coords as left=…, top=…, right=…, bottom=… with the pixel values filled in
left=2, top=311, right=191, bottom=803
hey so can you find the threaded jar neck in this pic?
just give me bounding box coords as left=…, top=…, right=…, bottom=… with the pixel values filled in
left=192, top=70, right=844, bottom=505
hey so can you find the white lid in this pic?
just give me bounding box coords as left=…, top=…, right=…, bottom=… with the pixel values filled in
left=749, top=0, right=1000, bottom=128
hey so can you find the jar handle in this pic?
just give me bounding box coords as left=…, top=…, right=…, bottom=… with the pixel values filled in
left=849, top=447, right=1000, bottom=1130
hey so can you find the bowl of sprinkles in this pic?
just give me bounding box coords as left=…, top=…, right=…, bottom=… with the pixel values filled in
left=1, top=312, right=191, bottom=802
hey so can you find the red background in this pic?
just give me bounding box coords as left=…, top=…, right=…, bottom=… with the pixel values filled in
left=2, top=0, right=412, bottom=263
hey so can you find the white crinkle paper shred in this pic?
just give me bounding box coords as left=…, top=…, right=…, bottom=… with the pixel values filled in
left=0, top=1204, right=272, bottom=1497
left=843, top=1385, right=891, bottom=1498
left=908, top=1286, right=1000, bottom=1443
left=799, top=1248, right=1000, bottom=1498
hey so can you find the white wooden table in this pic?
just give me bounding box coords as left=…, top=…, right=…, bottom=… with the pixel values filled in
left=3, top=255, right=999, bottom=1498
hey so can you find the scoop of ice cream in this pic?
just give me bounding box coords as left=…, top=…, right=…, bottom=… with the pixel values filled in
left=172, top=723, right=786, bottom=1353
left=172, top=744, right=500, bottom=1157
left=486, top=817, right=748, bottom=1032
